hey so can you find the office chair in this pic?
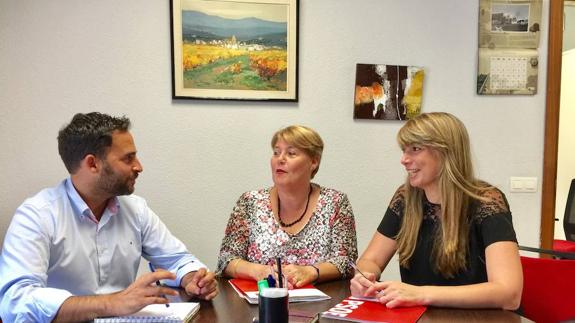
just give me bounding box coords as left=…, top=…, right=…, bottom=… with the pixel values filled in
left=520, top=248, right=575, bottom=322
left=553, top=178, right=575, bottom=253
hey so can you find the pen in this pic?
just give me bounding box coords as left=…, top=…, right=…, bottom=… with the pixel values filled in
left=257, top=279, right=270, bottom=293
left=349, top=260, right=384, bottom=297
left=276, top=257, right=283, bottom=288
left=348, top=261, right=372, bottom=284
left=267, top=266, right=276, bottom=287
left=148, top=263, right=170, bottom=308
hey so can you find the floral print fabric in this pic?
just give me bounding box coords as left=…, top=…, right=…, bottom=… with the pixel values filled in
left=216, top=185, right=358, bottom=278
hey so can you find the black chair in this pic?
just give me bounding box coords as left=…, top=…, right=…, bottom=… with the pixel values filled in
left=553, top=178, right=575, bottom=253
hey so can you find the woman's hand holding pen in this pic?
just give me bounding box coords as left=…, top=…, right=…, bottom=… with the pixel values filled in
left=349, top=260, right=426, bottom=308
left=350, top=271, right=378, bottom=298
left=182, top=268, right=219, bottom=300
left=106, top=271, right=178, bottom=316
left=366, top=281, right=427, bottom=308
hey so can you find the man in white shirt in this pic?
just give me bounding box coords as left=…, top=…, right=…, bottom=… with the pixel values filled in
left=0, top=112, right=218, bottom=322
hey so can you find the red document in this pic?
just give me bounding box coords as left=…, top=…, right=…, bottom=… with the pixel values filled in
left=321, top=297, right=426, bottom=323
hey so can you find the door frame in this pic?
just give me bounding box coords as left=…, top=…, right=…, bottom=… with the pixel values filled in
left=540, top=0, right=564, bottom=249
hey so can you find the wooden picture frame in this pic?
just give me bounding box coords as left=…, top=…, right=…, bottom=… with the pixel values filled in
left=170, top=0, right=298, bottom=101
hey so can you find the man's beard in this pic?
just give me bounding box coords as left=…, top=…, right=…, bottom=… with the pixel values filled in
left=98, top=162, right=136, bottom=196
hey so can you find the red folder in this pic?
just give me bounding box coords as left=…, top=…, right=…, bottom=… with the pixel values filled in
left=322, top=297, right=426, bottom=323
left=229, top=278, right=330, bottom=304
left=229, top=278, right=315, bottom=292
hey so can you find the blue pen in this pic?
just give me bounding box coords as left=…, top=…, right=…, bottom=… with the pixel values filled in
left=148, top=263, right=170, bottom=308
left=266, top=266, right=276, bottom=287
left=267, top=275, right=276, bottom=288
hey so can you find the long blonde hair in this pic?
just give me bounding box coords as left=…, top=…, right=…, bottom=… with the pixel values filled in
left=395, top=112, right=490, bottom=278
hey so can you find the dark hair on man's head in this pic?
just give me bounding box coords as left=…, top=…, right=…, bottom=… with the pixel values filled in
left=57, top=112, right=131, bottom=174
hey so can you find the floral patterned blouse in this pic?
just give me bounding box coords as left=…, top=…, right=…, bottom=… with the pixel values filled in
left=216, top=185, right=358, bottom=278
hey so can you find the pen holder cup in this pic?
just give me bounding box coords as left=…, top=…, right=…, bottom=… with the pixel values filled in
left=258, top=288, right=288, bottom=323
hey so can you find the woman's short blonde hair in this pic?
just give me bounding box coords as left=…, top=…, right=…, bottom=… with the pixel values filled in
left=271, top=125, right=324, bottom=179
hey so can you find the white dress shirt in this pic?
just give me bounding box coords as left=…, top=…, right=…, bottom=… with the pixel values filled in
left=0, top=178, right=206, bottom=322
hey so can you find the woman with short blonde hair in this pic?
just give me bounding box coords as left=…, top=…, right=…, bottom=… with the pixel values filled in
left=271, top=125, right=323, bottom=178
left=217, top=125, right=357, bottom=288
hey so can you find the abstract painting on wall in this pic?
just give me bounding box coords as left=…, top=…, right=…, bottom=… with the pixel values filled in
left=171, top=0, right=298, bottom=101
left=353, top=64, right=424, bottom=120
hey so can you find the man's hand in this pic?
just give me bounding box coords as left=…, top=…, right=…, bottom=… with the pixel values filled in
left=181, top=268, right=219, bottom=300
left=106, top=270, right=178, bottom=316
left=55, top=271, right=179, bottom=322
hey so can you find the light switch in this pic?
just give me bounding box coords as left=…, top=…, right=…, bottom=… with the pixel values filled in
left=510, top=177, right=538, bottom=193
left=510, top=178, right=523, bottom=191
left=523, top=177, right=537, bottom=192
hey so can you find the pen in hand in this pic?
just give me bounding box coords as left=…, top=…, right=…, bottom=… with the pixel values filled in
left=349, top=260, right=384, bottom=298
left=148, top=263, right=170, bottom=308
left=349, top=261, right=373, bottom=285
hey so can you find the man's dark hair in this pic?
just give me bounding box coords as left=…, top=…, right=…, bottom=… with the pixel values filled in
left=57, top=112, right=131, bottom=174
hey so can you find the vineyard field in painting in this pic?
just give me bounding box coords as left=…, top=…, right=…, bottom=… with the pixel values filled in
left=182, top=44, right=287, bottom=91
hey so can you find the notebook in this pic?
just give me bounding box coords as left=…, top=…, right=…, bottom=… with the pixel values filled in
left=229, top=278, right=331, bottom=304
left=94, top=302, right=200, bottom=323
left=321, top=297, right=426, bottom=323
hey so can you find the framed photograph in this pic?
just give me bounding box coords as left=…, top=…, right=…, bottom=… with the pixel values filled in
left=353, top=63, right=424, bottom=120
left=490, top=4, right=530, bottom=32
left=478, top=0, right=542, bottom=49
left=170, top=0, right=298, bottom=101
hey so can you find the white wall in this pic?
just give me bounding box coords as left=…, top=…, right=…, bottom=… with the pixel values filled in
left=564, top=4, right=575, bottom=51
left=0, top=0, right=547, bottom=281
left=555, top=4, right=575, bottom=238
left=555, top=48, right=575, bottom=238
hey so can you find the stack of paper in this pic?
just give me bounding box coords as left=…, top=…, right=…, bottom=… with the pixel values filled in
left=229, top=278, right=331, bottom=304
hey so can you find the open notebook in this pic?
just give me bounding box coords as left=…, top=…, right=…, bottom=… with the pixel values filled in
left=94, top=302, right=200, bottom=323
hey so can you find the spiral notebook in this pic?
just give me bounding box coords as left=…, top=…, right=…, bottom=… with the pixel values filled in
left=94, top=302, right=200, bottom=323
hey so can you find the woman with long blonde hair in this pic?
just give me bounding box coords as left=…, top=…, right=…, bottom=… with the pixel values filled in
left=351, top=112, right=522, bottom=310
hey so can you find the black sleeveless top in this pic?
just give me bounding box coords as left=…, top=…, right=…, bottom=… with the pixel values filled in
left=377, top=185, right=517, bottom=286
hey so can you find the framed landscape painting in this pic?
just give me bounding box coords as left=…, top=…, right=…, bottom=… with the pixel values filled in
left=171, top=0, right=298, bottom=101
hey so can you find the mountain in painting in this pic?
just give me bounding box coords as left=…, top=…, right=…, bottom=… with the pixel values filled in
left=182, top=10, right=287, bottom=47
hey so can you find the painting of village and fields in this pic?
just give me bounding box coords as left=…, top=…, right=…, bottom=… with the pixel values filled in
left=180, top=1, right=289, bottom=91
